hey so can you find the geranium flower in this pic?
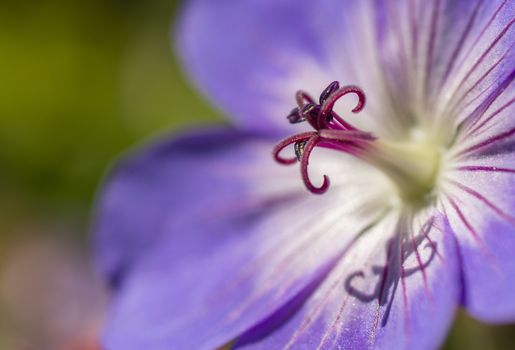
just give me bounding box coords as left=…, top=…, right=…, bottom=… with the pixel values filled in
left=94, top=0, right=515, bottom=349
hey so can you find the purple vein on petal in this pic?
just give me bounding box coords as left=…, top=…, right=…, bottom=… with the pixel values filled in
left=457, top=65, right=515, bottom=133
left=381, top=237, right=403, bottom=330
left=399, top=232, right=411, bottom=338
left=190, top=211, right=345, bottom=343
left=233, top=251, right=346, bottom=349
left=462, top=73, right=512, bottom=124
left=444, top=194, right=492, bottom=260
left=234, top=212, right=387, bottom=349
left=442, top=196, right=503, bottom=278
left=283, top=258, right=357, bottom=350
left=267, top=212, right=383, bottom=299
left=316, top=288, right=354, bottom=350
left=445, top=196, right=481, bottom=244
left=318, top=229, right=393, bottom=350
left=368, top=237, right=395, bottom=345
left=408, top=0, right=419, bottom=58
left=222, top=223, right=339, bottom=324
left=445, top=16, right=514, bottom=117
left=315, top=226, right=393, bottom=350
left=458, top=125, right=515, bottom=157
left=462, top=17, right=514, bottom=86
left=210, top=204, right=339, bottom=307
left=457, top=54, right=507, bottom=112
left=455, top=165, right=515, bottom=174
left=223, top=202, right=384, bottom=331
left=453, top=0, right=510, bottom=78
left=446, top=178, right=515, bottom=225
left=446, top=37, right=514, bottom=124
left=438, top=0, right=485, bottom=89
left=462, top=49, right=513, bottom=106
left=467, top=97, right=515, bottom=136
left=282, top=275, right=344, bottom=350
left=282, top=211, right=390, bottom=349
left=387, top=1, right=409, bottom=78
left=418, top=211, right=446, bottom=263
left=409, top=218, right=431, bottom=300
left=448, top=224, right=468, bottom=306
left=423, top=0, right=441, bottom=98
left=200, top=205, right=340, bottom=327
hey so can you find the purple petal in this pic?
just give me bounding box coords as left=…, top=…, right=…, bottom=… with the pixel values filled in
left=437, top=1, right=515, bottom=321
left=441, top=4, right=515, bottom=319
left=437, top=0, right=514, bottom=130
left=443, top=153, right=515, bottom=322
left=93, top=127, right=302, bottom=287
left=101, top=191, right=386, bottom=349
left=95, top=128, right=390, bottom=349
left=371, top=0, right=514, bottom=113
left=460, top=215, right=515, bottom=322
left=176, top=0, right=513, bottom=136
left=176, top=0, right=326, bottom=135
left=444, top=147, right=515, bottom=322
left=237, top=212, right=459, bottom=350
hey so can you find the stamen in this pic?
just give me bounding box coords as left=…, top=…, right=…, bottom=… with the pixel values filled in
left=322, top=85, right=366, bottom=114
left=287, top=108, right=304, bottom=124
left=319, top=81, right=340, bottom=104
left=272, top=81, right=369, bottom=194
left=320, top=85, right=367, bottom=131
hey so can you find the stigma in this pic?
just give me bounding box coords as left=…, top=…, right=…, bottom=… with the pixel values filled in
left=273, top=81, right=441, bottom=205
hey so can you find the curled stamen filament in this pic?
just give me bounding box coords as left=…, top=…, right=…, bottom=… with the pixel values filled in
left=273, top=132, right=315, bottom=164
left=321, top=86, right=366, bottom=115
left=274, top=130, right=375, bottom=194
left=320, top=86, right=366, bottom=131
left=300, top=135, right=330, bottom=194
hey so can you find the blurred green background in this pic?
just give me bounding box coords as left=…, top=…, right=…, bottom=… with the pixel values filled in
left=0, top=0, right=513, bottom=349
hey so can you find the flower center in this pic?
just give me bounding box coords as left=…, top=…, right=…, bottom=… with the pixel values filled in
left=273, top=81, right=441, bottom=206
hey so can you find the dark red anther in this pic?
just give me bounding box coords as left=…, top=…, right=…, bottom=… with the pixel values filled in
left=301, top=103, right=318, bottom=115
left=301, top=103, right=322, bottom=130
left=287, top=107, right=304, bottom=124
left=319, top=81, right=340, bottom=104
left=294, top=141, right=307, bottom=161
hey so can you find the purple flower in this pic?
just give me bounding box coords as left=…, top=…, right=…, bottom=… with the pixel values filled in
left=94, top=1, right=515, bottom=349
